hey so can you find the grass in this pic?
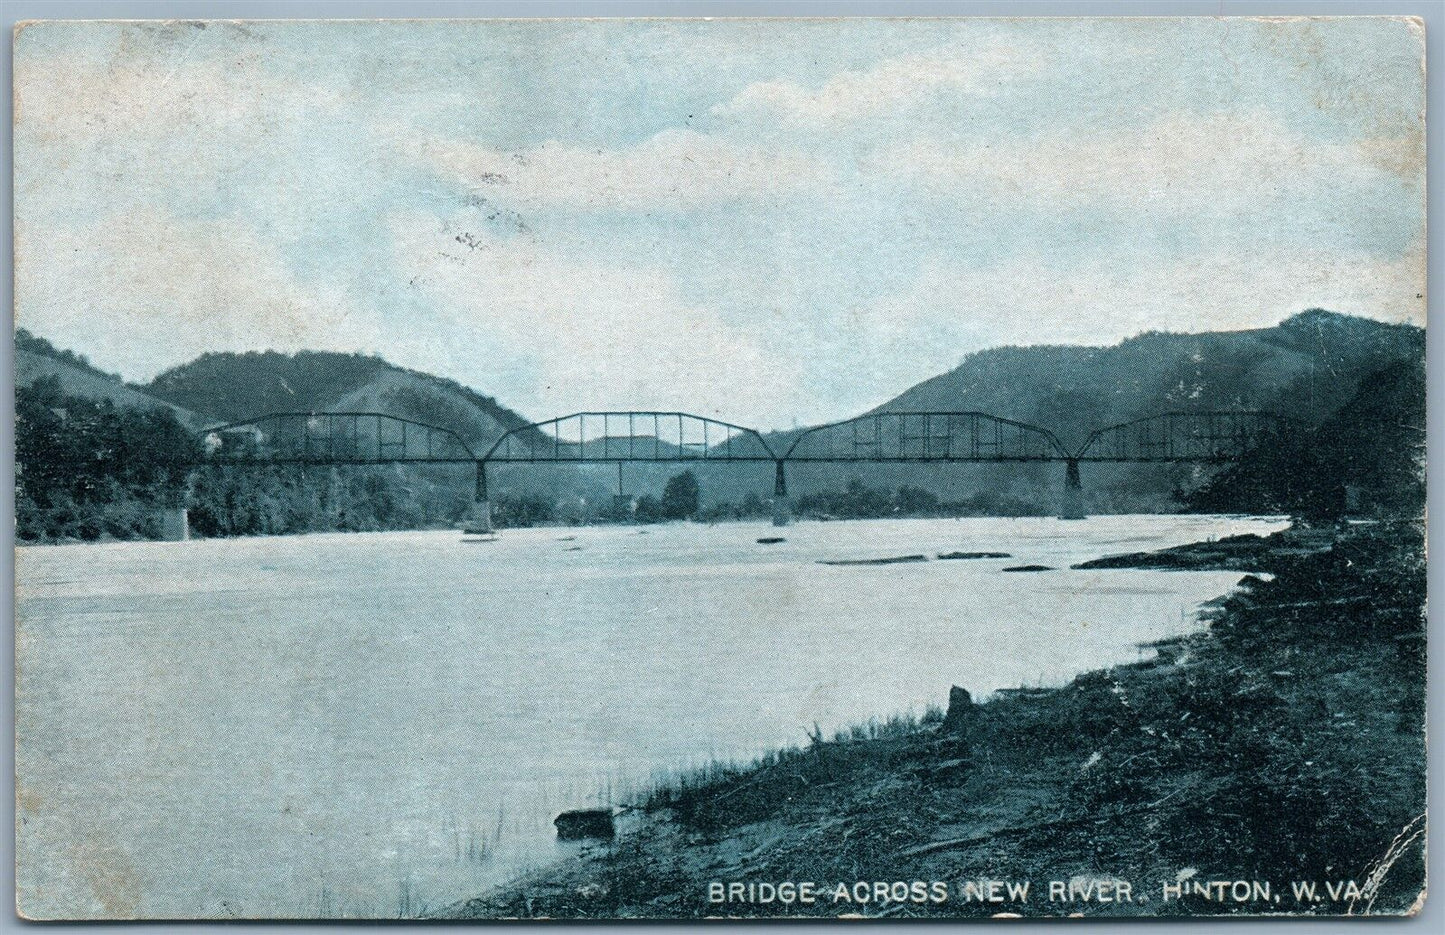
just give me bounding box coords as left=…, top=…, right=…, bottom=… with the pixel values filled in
left=446, top=520, right=1427, bottom=920
left=638, top=704, right=946, bottom=817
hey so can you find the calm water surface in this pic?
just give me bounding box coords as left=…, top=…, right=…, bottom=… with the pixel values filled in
left=16, top=514, right=1288, bottom=918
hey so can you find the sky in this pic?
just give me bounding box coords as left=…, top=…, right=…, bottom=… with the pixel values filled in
left=13, top=17, right=1426, bottom=429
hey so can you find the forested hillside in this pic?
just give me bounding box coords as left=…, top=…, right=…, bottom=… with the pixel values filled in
left=706, top=310, right=1424, bottom=514
left=1184, top=357, right=1425, bottom=519
left=16, top=377, right=199, bottom=541
left=143, top=350, right=538, bottom=451
left=16, top=329, right=209, bottom=429
left=879, top=310, right=1420, bottom=451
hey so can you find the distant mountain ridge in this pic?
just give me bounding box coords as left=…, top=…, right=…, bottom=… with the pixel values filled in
left=142, top=350, right=540, bottom=452
left=870, top=309, right=1422, bottom=453
left=15, top=331, right=210, bottom=430
left=716, top=309, right=1423, bottom=512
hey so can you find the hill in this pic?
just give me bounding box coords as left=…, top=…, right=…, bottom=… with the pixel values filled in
left=15, top=334, right=210, bottom=430
left=874, top=309, right=1421, bottom=453
left=700, top=310, right=1423, bottom=514
left=142, top=350, right=539, bottom=452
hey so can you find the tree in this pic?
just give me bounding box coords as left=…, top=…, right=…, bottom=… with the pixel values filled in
left=660, top=470, right=700, bottom=520
left=15, top=379, right=201, bottom=541
left=1183, top=360, right=1424, bottom=521
left=634, top=494, right=664, bottom=524
left=894, top=485, right=939, bottom=515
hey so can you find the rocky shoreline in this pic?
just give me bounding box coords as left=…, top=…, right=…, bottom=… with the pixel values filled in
left=444, top=521, right=1426, bottom=920
left=1070, top=527, right=1335, bottom=572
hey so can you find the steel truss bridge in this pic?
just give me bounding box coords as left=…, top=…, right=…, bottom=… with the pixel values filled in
left=201, top=408, right=1289, bottom=527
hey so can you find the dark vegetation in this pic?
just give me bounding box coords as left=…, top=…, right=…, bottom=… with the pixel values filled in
left=490, top=492, right=561, bottom=530
left=487, top=470, right=705, bottom=528
left=660, top=470, right=701, bottom=519
left=1185, top=357, right=1425, bottom=520
left=16, top=377, right=197, bottom=541
left=488, top=473, right=1038, bottom=529
left=796, top=479, right=1042, bottom=519
left=186, top=465, right=473, bottom=538
left=15, top=378, right=474, bottom=542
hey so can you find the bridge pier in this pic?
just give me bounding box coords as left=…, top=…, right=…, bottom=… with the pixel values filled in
left=612, top=462, right=636, bottom=521
left=772, top=460, right=791, bottom=527
left=1059, top=458, right=1086, bottom=520
left=467, top=461, right=494, bottom=534
left=159, top=507, right=190, bottom=541
left=161, top=472, right=196, bottom=541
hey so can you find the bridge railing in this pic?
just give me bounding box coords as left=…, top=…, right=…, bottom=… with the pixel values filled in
left=481, top=411, right=777, bottom=463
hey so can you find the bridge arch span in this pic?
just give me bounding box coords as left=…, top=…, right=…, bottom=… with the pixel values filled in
left=481, top=411, right=777, bottom=463
left=201, top=411, right=476, bottom=464
left=781, top=411, right=1070, bottom=463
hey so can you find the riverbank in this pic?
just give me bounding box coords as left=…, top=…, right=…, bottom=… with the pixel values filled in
left=445, top=520, right=1426, bottom=919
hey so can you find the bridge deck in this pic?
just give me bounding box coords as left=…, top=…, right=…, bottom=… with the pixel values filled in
left=197, top=409, right=1289, bottom=466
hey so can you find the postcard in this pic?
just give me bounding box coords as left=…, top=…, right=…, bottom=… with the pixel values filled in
left=12, top=16, right=1426, bottom=920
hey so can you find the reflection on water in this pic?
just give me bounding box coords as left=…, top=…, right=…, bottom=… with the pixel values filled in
left=16, top=514, right=1288, bottom=918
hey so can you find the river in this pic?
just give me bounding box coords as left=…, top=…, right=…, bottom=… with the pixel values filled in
left=15, top=514, right=1288, bottom=918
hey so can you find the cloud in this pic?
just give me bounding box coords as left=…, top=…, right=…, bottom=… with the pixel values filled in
left=405, top=128, right=831, bottom=211
left=14, top=209, right=379, bottom=379
left=11, top=21, right=1426, bottom=431
left=13, top=24, right=350, bottom=225
left=873, top=112, right=1422, bottom=217
left=13, top=23, right=343, bottom=145
left=389, top=210, right=786, bottom=424
left=714, top=42, right=1041, bottom=126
